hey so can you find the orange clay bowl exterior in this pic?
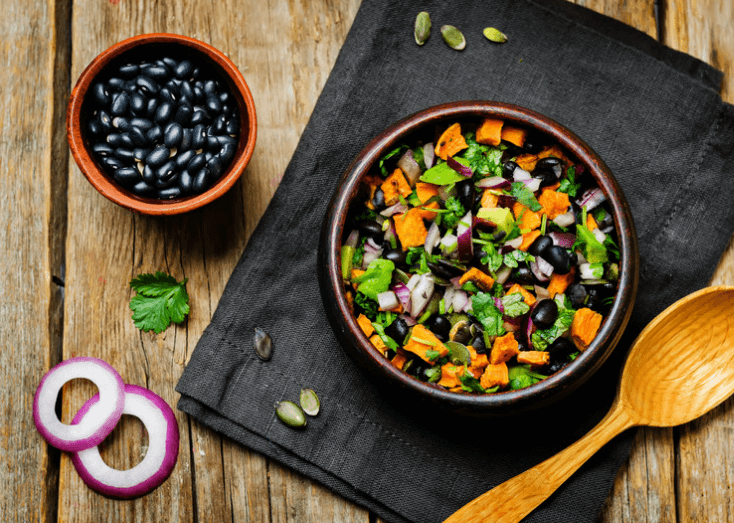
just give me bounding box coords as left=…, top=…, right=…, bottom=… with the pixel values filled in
left=67, top=33, right=256, bottom=215
left=318, top=101, right=639, bottom=416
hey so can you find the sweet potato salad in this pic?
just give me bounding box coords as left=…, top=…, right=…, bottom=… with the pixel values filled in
left=340, top=118, right=619, bottom=394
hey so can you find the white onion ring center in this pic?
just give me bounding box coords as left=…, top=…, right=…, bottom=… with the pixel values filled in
left=34, top=358, right=124, bottom=450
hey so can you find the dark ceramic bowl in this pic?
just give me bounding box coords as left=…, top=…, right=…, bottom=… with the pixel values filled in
left=319, top=101, right=638, bottom=416
left=67, top=33, right=257, bottom=215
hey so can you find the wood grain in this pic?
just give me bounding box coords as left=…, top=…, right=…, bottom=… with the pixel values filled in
left=0, top=0, right=64, bottom=520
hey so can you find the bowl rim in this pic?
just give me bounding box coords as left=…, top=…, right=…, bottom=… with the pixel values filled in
left=321, top=100, right=639, bottom=413
left=66, top=33, right=257, bottom=215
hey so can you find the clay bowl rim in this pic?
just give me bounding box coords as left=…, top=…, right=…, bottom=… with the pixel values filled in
left=321, top=100, right=639, bottom=414
left=67, top=33, right=257, bottom=216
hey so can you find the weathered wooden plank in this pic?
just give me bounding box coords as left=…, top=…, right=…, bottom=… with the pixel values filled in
left=571, top=0, right=658, bottom=38
left=0, top=0, right=66, bottom=519
left=661, top=1, right=734, bottom=521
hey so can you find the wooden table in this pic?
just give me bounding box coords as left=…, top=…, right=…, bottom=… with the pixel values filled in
left=2, top=0, right=732, bottom=521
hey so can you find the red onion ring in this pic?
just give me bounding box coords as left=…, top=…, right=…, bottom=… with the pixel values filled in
left=447, top=156, right=472, bottom=178
left=475, top=176, right=510, bottom=189
left=70, top=384, right=179, bottom=499
left=33, top=357, right=125, bottom=452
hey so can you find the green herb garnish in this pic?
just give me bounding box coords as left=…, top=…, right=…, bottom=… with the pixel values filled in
left=129, top=272, right=190, bottom=334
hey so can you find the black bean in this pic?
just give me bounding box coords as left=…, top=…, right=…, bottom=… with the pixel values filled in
left=164, top=122, right=183, bottom=148
left=88, top=119, right=103, bottom=136
left=221, top=104, right=232, bottom=117
left=107, top=77, right=125, bottom=90
left=174, top=104, right=193, bottom=126
left=146, top=146, right=170, bottom=168
left=133, top=148, right=150, bottom=161
left=502, top=160, right=518, bottom=178
left=205, top=135, right=220, bottom=150
left=535, top=169, right=557, bottom=188
left=531, top=299, right=558, bottom=329
left=174, top=149, right=194, bottom=169
left=219, top=143, right=235, bottom=164
left=102, top=156, right=124, bottom=170
left=203, top=79, right=218, bottom=95
left=546, top=360, right=566, bottom=375
left=471, top=333, right=487, bottom=353
left=161, top=57, right=178, bottom=70
left=219, top=90, right=231, bottom=104
left=358, top=220, right=383, bottom=240
left=176, top=129, right=191, bottom=153
left=189, top=109, right=206, bottom=126
left=179, top=79, right=193, bottom=101
left=131, top=180, right=155, bottom=195
left=547, top=337, right=575, bottom=361
left=105, top=133, right=125, bottom=147
left=585, top=288, right=604, bottom=312
left=534, top=157, right=563, bottom=179
left=426, top=315, right=451, bottom=341
left=157, top=186, right=181, bottom=199
left=146, top=125, right=163, bottom=144
left=123, top=81, right=138, bottom=93
left=225, top=117, right=239, bottom=135
left=426, top=261, right=457, bottom=280
left=129, top=117, right=154, bottom=131
left=92, top=83, right=110, bottom=106
left=455, top=179, right=473, bottom=212
left=135, top=75, right=159, bottom=94
left=566, top=284, right=588, bottom=309
left=187, top=152, right=206, bottom=173
left=92, top=143, right=114, bottom=156
left=113, top=167, right=139, bottom=186
left=142, top=163, right=156, bottom=184
left=178, top=170, right=193, bottom=193
left=544, top=245, right=572, bottom=275
left=523, top=137, right=542, bottom=154
left=118, top=64, right=140, bottom=78
left=129, top=126, right=149, bottom=147
left=211, top=114, right=226, bottom=135
left=154, top=101, right=173, bottom=124
left=512, top=265, right=536, bottom=285
left=371, top=187, right=386, bottom=211
left=205, top=95, right=222, bottom=114
left=129, top=91, right=146, bottom=115
left=207, top=156, right=223, bottom=179
left=193, top=85, right=205, bottom=102
left=192, top=168, right=210, bottom=193
left=175, top=60, right=193, bottom=79
left=156, top=160, right=177, bottom=180
left=158, top=87, right=176, bottom=104
left=383, top=248, right=408, bottom=269
left=143, top=65, right=170, bottom=82
left=113, top=147, right=134, bottom=161
left=384, top=319, right=409, bottom=343
left=192, top=124, right=207, bottom=149
left=529, top=235, right=553, bottom=258
left=192, top=67, right=201, bottom=79
left=98, top=110, right=113, bottom=132
left=112, top=116, right=130, bottom=131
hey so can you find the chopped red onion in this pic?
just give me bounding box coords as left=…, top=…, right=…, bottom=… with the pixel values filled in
left=443, top=286, right=456, bottom=310
left=377, top=290, right=399, bottom=311
left=380, top=202, right=409, bottom=217
left=592, top=228, right=607, bottom=243
left=365, top=237, right=382, bottom=253
left=525, top=315, right=535, bottom=350
left=549, top=231, right=576, bottom=248
left=534, top=285, right=551, bottom=300
left=521, top=178, right=541, bottom=192
left=513, top=167, right=532, bottom=181
left=577, top=187, right=606, bottom=211
left=537, top=255, right=555, bottom=276
left=475, top=177, right=511, bottom=189
left=452, top=289, right=469, bottom=313
left=423, top=143, right=435, bottom=169
left=345, top=230, right=359, bottom=249
left=397, top=149, right=422, bottom=185
left=440, top=233, right=458, bottom=253
left=410, top=274, right=435, bottom=317
left=447, top=157, right=472, bottom=178
left=424, top=222, right=441, bottom=254
left=579, top=263, right=604, bottom=280
left=494, top=265, right=512, bottom=285
left=552, top=211, right=576, bottom=228
left=575, top=249, right=588, bottom=265
left=530, top=259, right=550, bottom=282
left=393, top=283, right=412, bottom=310
left=504, top=235, right=523, bottom=250
left=384, top=222, right=397, bottom=244
left=450, top=275, right=463, bottom=287
left=406, top=273, right=421, bottom=291
left=456, top=210, right=474, bottom=262
left=362, top=249, right=382, bottom=269
left=400, top=314, right=417, bottom=326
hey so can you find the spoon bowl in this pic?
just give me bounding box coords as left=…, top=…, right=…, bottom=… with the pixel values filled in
left=444, top=285, right=734, bottom=523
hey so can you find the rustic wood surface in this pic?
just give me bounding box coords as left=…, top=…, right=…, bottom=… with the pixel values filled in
left=1, top=0, right=732, bottom=522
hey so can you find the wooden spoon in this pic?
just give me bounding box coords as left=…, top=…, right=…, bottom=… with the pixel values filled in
left=444, top=285, right=734, bottom=523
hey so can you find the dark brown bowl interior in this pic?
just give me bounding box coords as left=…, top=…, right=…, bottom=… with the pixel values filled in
left=319, top=101, right=639, bottom=416
left=67, top=33, right=257, bottom=215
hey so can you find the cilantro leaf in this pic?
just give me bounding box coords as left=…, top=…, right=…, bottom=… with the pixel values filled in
left=508, top=365, right=547, bottom=390
left=502, top=250, right=535, bottom=269
left=425, top=349, right=441, bottom=362
left=424, top=365, right=442, bottom=383
left=470, top=292, right=506, bottom=336
left=462, top=133, right=504, bottom=178
left=378, top=145, right=409, bottom=177
left=406, top=247, right=431, bottom=274
left=575, top=224, right=608, bottom=264
left=558, top=166, right=582, bottom=197
left=129, top=272, right=190, bottom=334
left=459, top=370, right=486, bottom=393
left=353, top=259, right=395, bottom=300
left=501, top=293, right=530, bottom=318
left=355, top=293, right=378, bottom=319
left=480, top=241, right=503, bottom=272
left=371, top=322, right=399, bottom=350
left=531, top=308, right=576, bottom=351
left=510, top=182, right=543, bottom=212
left=352, top=236, right=367, bottom=268
left=441, top=197, right=466, bottom=230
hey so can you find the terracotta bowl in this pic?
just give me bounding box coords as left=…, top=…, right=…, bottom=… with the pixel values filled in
left=67, top=33, right=257, bottom=215
left=318, top=101, right=639, bottom=416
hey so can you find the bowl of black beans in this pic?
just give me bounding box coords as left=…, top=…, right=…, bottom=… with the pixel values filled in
left=67, top=33, right=257, bottom=215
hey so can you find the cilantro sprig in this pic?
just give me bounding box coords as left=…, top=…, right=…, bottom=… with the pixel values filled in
left=129, top=272, right=190, bottom=334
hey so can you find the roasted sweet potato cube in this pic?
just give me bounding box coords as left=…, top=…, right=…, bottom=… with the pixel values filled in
left=490, top=332, right=520, bottom=364
left=505, top=283, right=536, bottom=306
left=500, top=126, right=528, bottom=147
left=547, top=266, right=576, bottom=298
left=403, top=324, right=448, bottom=363
left=518, top=229, right=542, bottom=252
left=480, top=362, right=509, bottom=389
left=513, top=202, right=543, bottom=231
left=415, top=182, right=440, bottom=204
left=538, top=188, right=570, bottom=219
left=435, top=123, right=468, bottom=160
left=476, top=118, right=504, bottom=146
left=438, top=364, right=465, bottom=388
left=517, top=351, right=550, bottom=366
left=357, top=314, right=375, bottom=337
left=459, top=267, right=495, bottom=291
left=381, top=168, right=412, bottom=206
left=570, top=307, right=603, bottom=350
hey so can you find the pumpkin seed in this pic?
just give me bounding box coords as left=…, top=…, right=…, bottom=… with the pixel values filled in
left=483, top=27, right=508, bottom=43
left=254, top=327, right=273, bottom=361
left=441, top=25, right=466, bottom=51
left=446, top=341, right=471, bottom=366
left=275, top=401, right=306, bottom=428
left=414, top=12, right=431, bottom=46
left=299, top=388, right=320, bottom=416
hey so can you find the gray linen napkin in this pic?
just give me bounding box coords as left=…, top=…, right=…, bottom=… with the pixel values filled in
left=176, top=0, right=734, bottom=521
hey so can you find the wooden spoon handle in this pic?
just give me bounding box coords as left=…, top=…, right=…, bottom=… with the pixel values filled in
left=443, top=404, right=635, bottom=523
